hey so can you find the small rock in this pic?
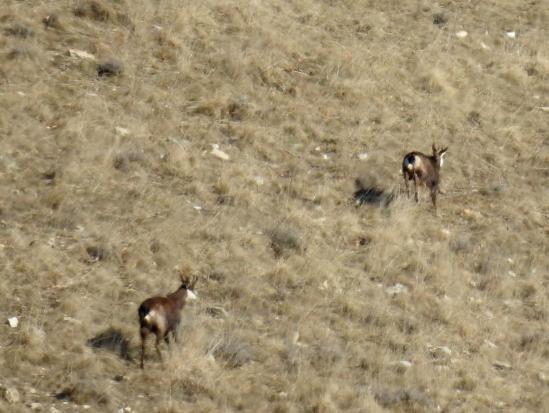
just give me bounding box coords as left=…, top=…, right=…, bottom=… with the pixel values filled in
left=456, top=30, right=468, bottom=38
left=480, top=42, right=490, bottom=50
left=505, top=31, right=516, bottom=39
left=538, top=106, right=549, bottom=112
left=483, top=339, right=497, bottom=349
left=68, top=48, right=96, bottom=61
left=115, top=127, right=130, bottom=137
left=493, top=360, right=512, bottom=370
left=7, top=317, right=18, bottom=328
left=63, top=315, right=82, bottom=324
left=428, top=345, right=452, bottom=356
left=2, top=387, right=20, bottom=404
left=320, top=280, right=329, bottom=291
left=210, top=144, right=230, bottom=160
left=30, top=402, right=42, bottom=410
left=538, top=372, right=549, bottom=384
left=357, top=152, right=369, bottom=161
left=253, top=175, right=264, bottom=185
left=463, top=208, right=482, bottom=219
left=398, top=360, right=413, bottom=368
left=386, top=283, right=408, bottom=296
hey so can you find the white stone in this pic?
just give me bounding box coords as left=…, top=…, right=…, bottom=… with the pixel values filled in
left=68, top=49, right=96, bottom=60
left=493, top=360, right=512, bottom=370
left=456, top=31, right=468, bottom=38
left=7, top=317, right=18, bottom=328
left=211, top=145, right=230, bottom=160
left=484, top=339, right=497, bottom=348
left=115, top=127, right=130, bottom=137
left=385, top=283, right=408, bottom=296
left=357, top=152, right=369, bottom=161
left=505, top=31, right=516, bottom=39
left=398, top=360, right=413, bottom=368
left=2, top=387, right=20, bottom=403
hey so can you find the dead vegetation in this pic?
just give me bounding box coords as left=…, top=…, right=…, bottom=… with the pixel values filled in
left=0, top=0, right=548, bottom=412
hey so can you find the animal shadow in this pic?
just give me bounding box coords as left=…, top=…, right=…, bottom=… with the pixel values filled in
left=87, top=328, right=131, bottom=361
left=353, top=178, right=395, bottom=207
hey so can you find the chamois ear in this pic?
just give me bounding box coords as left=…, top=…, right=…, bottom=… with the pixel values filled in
left=432, top=143, right=438, bottom=155
left=188, top=274, right=198, bottom=290
left=439, top=146, right=448, bottom=155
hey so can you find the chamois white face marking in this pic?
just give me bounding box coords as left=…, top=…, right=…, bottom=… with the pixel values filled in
left=440, top=151, right=446, bottom=167
left=187, top=289, right=198, bottom=300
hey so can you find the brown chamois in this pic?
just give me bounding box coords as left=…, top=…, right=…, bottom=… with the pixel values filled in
left=402, top=143, right=448, bottom=210
left=138, top=270, right=198, bottom=369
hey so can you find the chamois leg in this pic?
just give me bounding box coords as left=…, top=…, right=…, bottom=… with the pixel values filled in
left=140, top=328, right=149, bottom=369
left=155, top=334, right=163, bottom=362
left=430, top=187, right=438, bottom=213
left=413, top=174, right=419, bottom=203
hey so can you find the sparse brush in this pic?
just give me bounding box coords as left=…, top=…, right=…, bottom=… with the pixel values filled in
left=207, top=331, right=253, bottom=368
left=266, top=226, right=305, bottom=258
left=97, top=58, right=123, bottom=77
left=4, top=23, right=34, bottom=38
left=43, top=13, right=63, bottom=30
left=74, top=0, right=114, bottom=22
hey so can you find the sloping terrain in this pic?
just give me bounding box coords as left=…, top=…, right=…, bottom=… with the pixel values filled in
left=0, top=0, right=548, bottom=412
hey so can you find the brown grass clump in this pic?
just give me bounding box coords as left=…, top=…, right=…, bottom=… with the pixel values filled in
left=0, top=0, right=547, bottom=411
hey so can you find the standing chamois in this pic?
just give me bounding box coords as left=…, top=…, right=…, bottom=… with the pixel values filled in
left=402, top=144, right=448, bottom=211
left=138, top=269, right=198, bottom=369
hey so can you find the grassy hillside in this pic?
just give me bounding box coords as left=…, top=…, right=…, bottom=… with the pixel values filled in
left=1, top=0, right=548, bottom=411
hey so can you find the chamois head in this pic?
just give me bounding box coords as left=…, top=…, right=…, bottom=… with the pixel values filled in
left=178, top=266, right=198, bottom=300
left=432, top=144, right=448, bottom=167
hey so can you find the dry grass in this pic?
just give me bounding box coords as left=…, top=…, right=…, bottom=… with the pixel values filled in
left=0, top=0, right=548, bottom=411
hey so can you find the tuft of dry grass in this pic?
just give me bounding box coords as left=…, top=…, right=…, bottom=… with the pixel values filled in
left=0, top=0, right=548, bottom=411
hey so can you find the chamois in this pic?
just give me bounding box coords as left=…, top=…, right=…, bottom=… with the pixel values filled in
left=138, top=270, right=198, bottom=369
left=402, top=144, right=448, bottom=210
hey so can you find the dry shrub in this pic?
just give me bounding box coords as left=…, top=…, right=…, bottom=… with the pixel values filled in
left=208, top=331, right=253, bottom=368
left=74, top=0, right=115, bottom=22
left=266, top=226, right=305, bottom=258
left=4, top=23, right=34, bottom=38
left=374, top=387, right=436, bottom=411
